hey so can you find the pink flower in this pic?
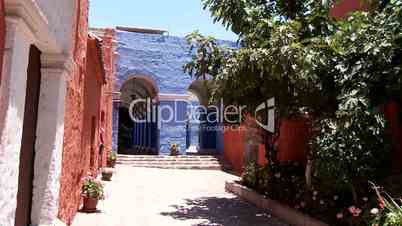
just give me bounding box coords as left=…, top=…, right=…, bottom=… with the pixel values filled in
left=300, top=201, right=306, bottom=208
left=336, top=213, right=343, bottom=219
left=378, top=198, right=385, bottom=209
left=348, top=206, right=362, bottom=217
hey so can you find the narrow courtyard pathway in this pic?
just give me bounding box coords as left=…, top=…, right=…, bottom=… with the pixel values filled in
left=72, top=165, right=287, bottom=226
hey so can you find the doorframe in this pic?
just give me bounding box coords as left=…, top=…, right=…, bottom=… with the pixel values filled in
left=15, top=44, right=42, bottom=226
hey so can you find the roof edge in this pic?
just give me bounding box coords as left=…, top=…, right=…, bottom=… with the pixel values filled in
left=116, top=26, right=167, bottom=35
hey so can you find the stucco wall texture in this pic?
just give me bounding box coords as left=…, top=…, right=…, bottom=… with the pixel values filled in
left=114, top=31, right=235, bottom=154
left=58, top=0, right=89, bottom=223
left=58, top=1, right=115, bottom=224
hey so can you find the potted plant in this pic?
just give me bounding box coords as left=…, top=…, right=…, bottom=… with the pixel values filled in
left=101, top=168, right=114, bottom=181
left=81, top=175, right=105, bottom=212
left=170, top=144, right=179, bottom=156
left=107, top=151, right=117, bottom=168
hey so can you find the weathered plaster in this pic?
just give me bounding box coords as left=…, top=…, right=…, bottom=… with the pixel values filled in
left=31, top=61, right=69, bottom=226
left=0, top=1, right=76, bottom=225
left=35, top=0, right=76, bottom=51
left=0, top=17, right=35, bottom=226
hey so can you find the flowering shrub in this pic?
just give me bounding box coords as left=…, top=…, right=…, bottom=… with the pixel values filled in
left=241, top=162, right=258, bottom=188
left=241, top=163, right=393, bottom=225
left=370, top=183, right=402, bottom=226
left=81, top=175, right=105, bottom=200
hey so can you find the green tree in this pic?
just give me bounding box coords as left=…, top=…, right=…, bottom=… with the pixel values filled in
left=185, top=0, right=401, bottom=186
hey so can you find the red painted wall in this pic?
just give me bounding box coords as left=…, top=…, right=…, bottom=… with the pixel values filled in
left=224, top=119, right=310, bottom=175
left=81, top=37, right=104, bottom=174
left=224, top=126, right=246, bottom=175
left=383, top=101, right=402, bottom=172
left=0, top=0, right=5, bottom=85
left=57, top=3, right=116, bottom=223
left=330, top=0, right=367, bottom=18
left=277, top=118, right=310, bottom=164
left=98, top=28, right=116, bottom=155
left=58, top=0, right=89, bottom=224
left=330, top=0, right=368, bottom=19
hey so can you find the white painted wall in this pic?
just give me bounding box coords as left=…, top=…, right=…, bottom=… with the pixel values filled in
left=35, top=0, right=76, bottom=51
left=0, top=1, right=76, bottom=226
left=31, top=62, right=69, bottom=226
left=0, top=17, right=35, bottom=226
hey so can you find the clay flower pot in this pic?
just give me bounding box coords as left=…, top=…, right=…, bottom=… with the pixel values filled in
left=82, top=197, right=99, bottom=213
left=101, top=168, right=114, bottom=181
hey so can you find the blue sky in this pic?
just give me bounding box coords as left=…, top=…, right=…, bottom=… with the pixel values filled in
left=89, top=0, right=237, bottom=41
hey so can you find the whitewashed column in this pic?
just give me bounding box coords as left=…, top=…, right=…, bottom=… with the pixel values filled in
left=0, top=17, right=35, bottom=226
left=31, top=54, right=72, bottom=226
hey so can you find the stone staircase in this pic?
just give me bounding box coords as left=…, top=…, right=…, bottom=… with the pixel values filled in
left=117, top=154, right=223, bottom=170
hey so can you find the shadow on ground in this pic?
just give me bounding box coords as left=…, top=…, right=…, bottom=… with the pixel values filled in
left=160, top=197, right=285, bottom=226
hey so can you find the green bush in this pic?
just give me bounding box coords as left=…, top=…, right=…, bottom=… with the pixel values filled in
left=312, top=96, right=392, bottom=193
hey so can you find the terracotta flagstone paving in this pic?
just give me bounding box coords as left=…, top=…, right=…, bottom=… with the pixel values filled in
left=72, top=165, right=287, bottom=226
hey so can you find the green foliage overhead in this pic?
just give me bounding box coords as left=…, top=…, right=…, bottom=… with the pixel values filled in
left=185, top=0, right=402, bottom=118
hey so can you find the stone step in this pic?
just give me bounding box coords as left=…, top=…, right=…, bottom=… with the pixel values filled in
left=117, top=158, right=220, bottom=162
left=117, top=154, right=219, bottom=159
left=118, top=157, right=220, bottom=161
left=119, top=163, right=222, bottom=170
left=117, top=160, right=220, bottom=165
left=116, top=154, right=223, bottom=170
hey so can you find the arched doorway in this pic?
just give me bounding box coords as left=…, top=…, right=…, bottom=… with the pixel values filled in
left=187, top=80, right=218, bottom=155
left=118, top=76, right=159, bottom=155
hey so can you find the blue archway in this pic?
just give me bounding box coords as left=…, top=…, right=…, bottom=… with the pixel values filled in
left=117, top=76, right=160, bottom=155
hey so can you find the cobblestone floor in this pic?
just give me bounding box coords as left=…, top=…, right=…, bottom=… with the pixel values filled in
left=72, top=165, right=287, bottom=226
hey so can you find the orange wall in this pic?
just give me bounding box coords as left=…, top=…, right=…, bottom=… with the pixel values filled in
left=330, top=0, right=368, bottom=18
left=383, top=101, right=402, bottom=172
left=277, top=118, right=310, bottom=164
left=99, top=29, right=116, bottom=155
left=81, top=37, right=104, bottom=174
left=58, top=0, right=89, bottom=223
left=223, top=128, right=268, bottom=175
left=224, top=127, right=245, bottom=175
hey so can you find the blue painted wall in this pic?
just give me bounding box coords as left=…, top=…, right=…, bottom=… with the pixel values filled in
left=113, top=30, right=235, bottom=155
